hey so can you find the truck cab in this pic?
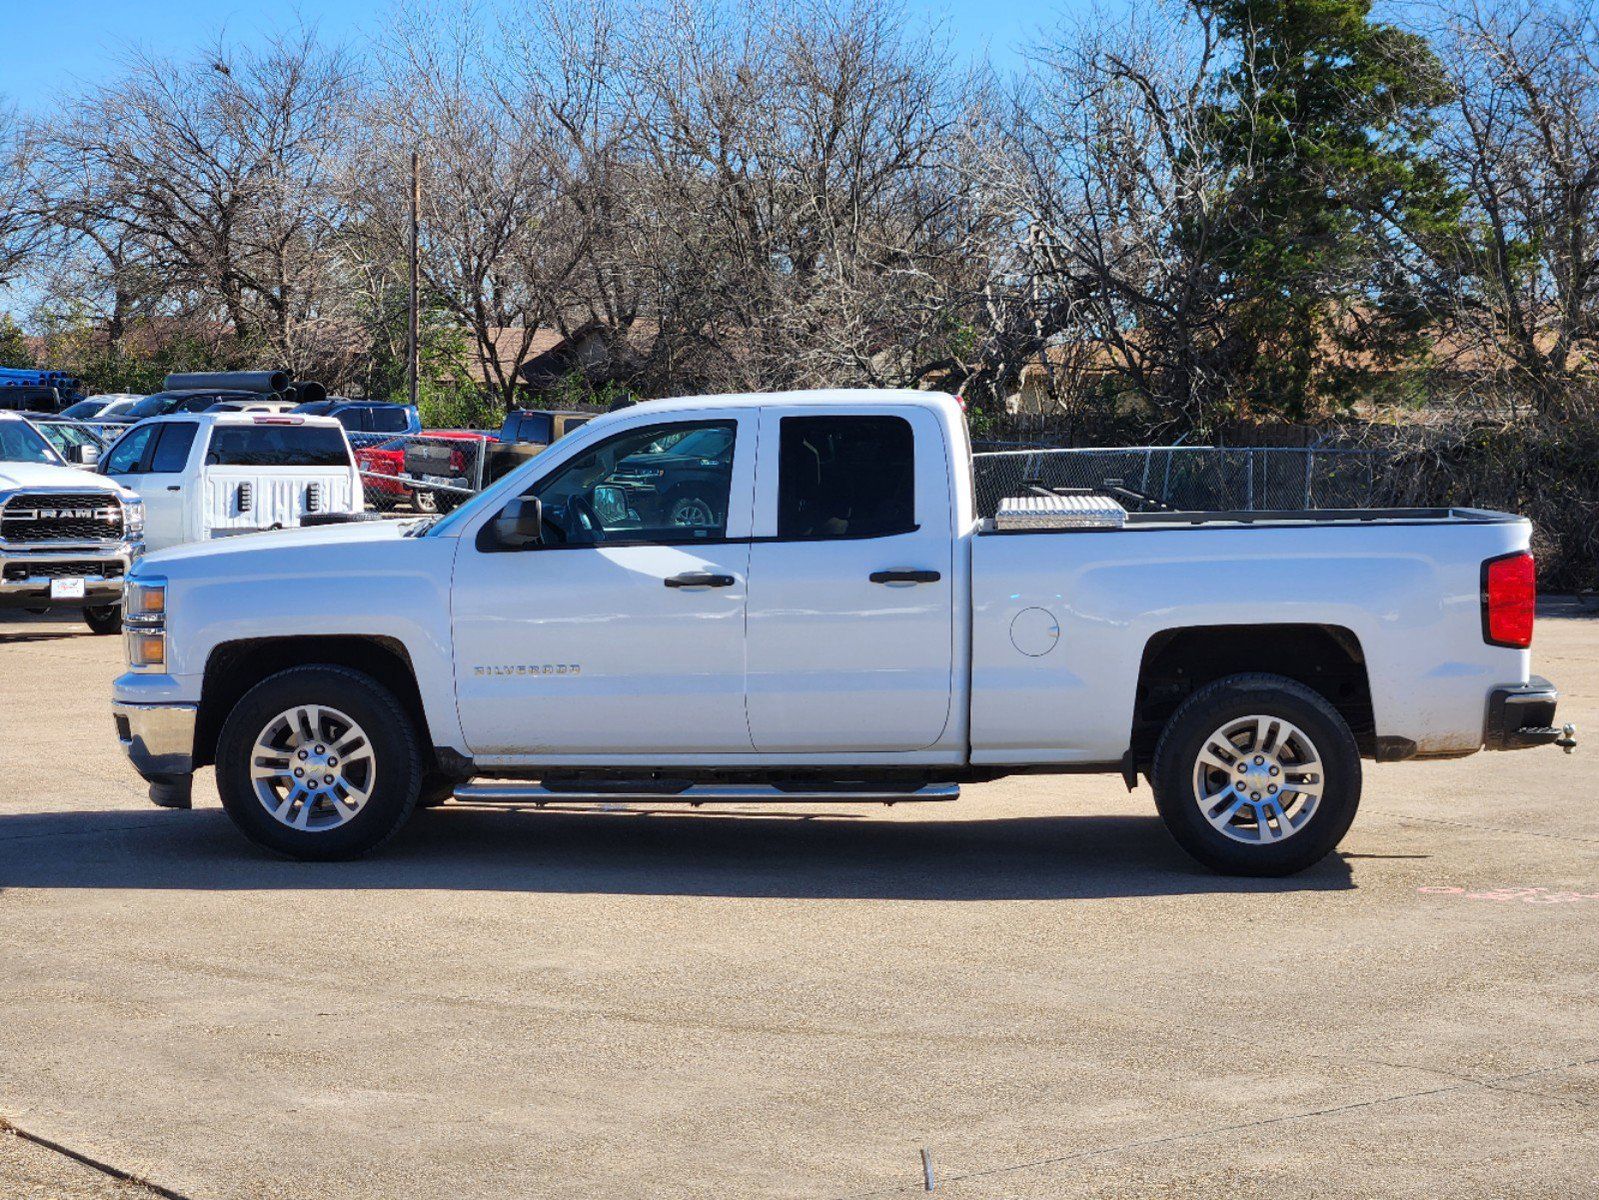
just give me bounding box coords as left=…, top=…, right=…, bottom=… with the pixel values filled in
left=293, top=398, right=421, bottom=436
left=485, top=408, right=594, bottom=482
left=110, top=390, right=1571, bottom=874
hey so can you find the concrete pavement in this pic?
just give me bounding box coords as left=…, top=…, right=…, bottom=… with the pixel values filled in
left=1, top=608, right=1595, bottom=1198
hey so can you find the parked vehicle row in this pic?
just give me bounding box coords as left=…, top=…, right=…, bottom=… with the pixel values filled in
left=107, top=389, right=1574, bottom=877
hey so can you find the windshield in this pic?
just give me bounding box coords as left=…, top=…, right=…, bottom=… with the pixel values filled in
left=0, top=420, right=64, bottom=465
left=637, top=427, right=733, bottom=460
left=123, top=393, right=181, bottom=420
left=61, top=399, right=108, bottom=419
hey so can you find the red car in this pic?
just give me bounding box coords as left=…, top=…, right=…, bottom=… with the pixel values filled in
left=355, top=429, right=495, bottom=513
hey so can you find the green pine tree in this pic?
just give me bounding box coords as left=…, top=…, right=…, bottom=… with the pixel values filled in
left=1195, top=0, right=1461, bottom=421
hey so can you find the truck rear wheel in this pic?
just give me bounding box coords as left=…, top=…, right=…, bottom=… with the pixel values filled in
left=1151, top=673, right=1361, bottom=876
left=214, top=665, right=422, bottom=860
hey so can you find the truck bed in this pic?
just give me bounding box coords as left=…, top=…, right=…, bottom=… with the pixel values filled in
left=979, top=506, right=1525, bottom=533
left=967, top=508, right=1532, bottom=765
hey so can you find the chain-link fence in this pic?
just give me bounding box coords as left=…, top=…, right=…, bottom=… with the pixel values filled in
left=69, top=419, right=1416, bottom=523
left=971, top=446, right=1401, bottom=518
left=348, top=431, right=496, bottom=516
left=82, top=420, right=134, bottom=445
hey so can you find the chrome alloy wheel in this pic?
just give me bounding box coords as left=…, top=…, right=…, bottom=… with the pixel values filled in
left=1190, top=714, right=1324, bottom=845
left=249, top=705, right=376, bottom=832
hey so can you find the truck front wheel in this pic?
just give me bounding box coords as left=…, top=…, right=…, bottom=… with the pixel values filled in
left=83, top=604, right=122, bottom=635
left=214, top=665, right=422, bottom=860
left=1151, top=673, right=1361, bottom=877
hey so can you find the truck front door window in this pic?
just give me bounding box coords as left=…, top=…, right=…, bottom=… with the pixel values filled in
left=102, top=425, right=157, bottom=474
left=531, top=420, right=736, bottom=544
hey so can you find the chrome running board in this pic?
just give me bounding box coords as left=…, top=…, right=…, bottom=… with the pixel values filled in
left=449, top=782, right=960, bottom=806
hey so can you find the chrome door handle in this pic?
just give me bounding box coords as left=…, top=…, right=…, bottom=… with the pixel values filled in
left=869, top=569, right=941, bottom=584
left=664, top=572, right=736, bottom=588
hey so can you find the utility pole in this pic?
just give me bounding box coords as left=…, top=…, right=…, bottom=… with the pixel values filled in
left=407, top=149, right=421, bottom=408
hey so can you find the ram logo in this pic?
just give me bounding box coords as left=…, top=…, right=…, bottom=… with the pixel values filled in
left=9, top=507, right=111, bottom=521
left=473, top=663, right=582, bottom=677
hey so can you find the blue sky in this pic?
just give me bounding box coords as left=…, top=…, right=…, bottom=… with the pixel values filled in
left=1, top=0, right=1059, bottom=110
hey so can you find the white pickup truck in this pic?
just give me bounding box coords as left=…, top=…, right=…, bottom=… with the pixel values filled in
left=99, top=412, right=363, bottom=551
left=111, top=390, right=1573, bottom=874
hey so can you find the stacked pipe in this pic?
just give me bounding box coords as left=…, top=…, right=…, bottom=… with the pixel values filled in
left=163, top=370, right=291, bottom=394
left=159, top=371, right=328, bottom=407
left=0, top=367, right=82, bottom=394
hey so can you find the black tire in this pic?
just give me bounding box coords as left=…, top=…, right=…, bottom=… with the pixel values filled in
left=83, top=604, right=122, bottom=635
left=1151, top=673, right=1361, bottom=877
left=215, top=665, right=423, bottom=860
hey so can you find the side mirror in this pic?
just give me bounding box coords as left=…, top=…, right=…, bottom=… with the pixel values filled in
left=73, top=444, right=100, bottom=466
left=492, top=496, right=543, bottom=549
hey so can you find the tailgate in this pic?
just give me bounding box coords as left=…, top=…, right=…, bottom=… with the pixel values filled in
left=403, top=442, right=465, bottom=481
left=204, top=468, right=360, bottom=535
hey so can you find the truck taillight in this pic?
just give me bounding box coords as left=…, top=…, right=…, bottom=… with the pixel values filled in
left=1482, top=552, right=1535, bottom=649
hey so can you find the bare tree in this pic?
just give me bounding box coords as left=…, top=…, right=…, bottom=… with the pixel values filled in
left=38, top=30, right=362, bottom=381
left=0, top=104, right=43, bottom=293
left=355, top=0, right=623, bottom=410
left=974, top=1, right=1233, bottom=430
left=1428, top=0, right=1599, bottom=413
left=613, top=0, right=985, bottom=395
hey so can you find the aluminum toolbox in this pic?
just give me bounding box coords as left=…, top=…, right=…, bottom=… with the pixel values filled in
left=994, top=493, right=1128, bottom=530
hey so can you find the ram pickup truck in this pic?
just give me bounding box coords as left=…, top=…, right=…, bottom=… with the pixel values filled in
left=1, top=410, right=142, bottom=633
left=110, top=390, right=1574, bottom=874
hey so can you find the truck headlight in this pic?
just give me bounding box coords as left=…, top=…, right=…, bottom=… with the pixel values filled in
left=124, top=577, right=167, bottom=672
left=125, top=499, right=145, bottom=536
left=125, top=578, right=166, bottom=620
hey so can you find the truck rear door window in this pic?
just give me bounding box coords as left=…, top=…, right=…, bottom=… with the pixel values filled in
left=149, top=422, right=198, bottom=472
left=514, top=413, right=553, bottom=443
left=204, top=426, right=352, bottom=468
left=777, top=415, right=915, bottom=539
left=367, top=407, right=410, bottom=433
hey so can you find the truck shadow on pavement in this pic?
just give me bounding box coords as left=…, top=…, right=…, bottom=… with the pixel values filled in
left=0, top=804, right=1354, bottom=900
